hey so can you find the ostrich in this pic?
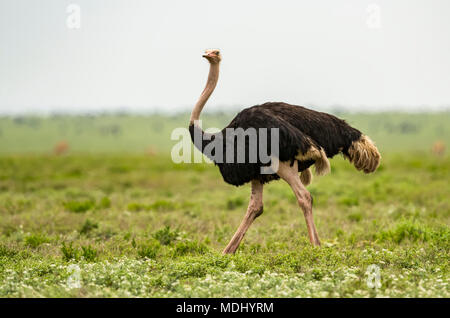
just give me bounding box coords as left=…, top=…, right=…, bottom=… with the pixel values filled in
left=189, top=49, right=381, bottom=254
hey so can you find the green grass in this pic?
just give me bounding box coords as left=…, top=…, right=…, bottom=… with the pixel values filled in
left=0, top=152, right=448, bottom=297
left=0, top=112, right=449, bottom=297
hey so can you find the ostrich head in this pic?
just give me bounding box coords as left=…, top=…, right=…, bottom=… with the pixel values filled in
left=202, top=49, right=221, bottom=64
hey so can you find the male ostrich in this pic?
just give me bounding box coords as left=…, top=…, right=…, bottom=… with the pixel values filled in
left=189, top=49, right=381, bottom=254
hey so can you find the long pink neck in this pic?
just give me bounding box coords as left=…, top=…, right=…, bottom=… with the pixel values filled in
left=189, top=62, right=220, bottom=125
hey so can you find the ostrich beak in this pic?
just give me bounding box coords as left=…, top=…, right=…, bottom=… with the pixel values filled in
left=202, top=50, right=217, bottom=58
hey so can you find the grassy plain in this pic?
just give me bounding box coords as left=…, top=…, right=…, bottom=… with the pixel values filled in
left=0, top=112, right=448, bottom=297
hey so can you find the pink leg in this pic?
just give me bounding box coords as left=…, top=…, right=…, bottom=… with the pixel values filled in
left=277, top=161, right=321, bottom=246
left=222, top=180, right=263, bottom=254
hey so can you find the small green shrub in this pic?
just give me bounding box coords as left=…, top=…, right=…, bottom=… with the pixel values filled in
left=98, top=196, right=111, bottom=209
left=137, top=240, right=160, bottom=259
left=97, top=227, right=116, bottom=240
left=226, top=197, right=245, bottom=210
left=338, top=197, right=359, bottom=207
left=109, top=165, right=131, bottom=173
left=149, top=200, right=176, bottom=211
left=0, top=244, right=18, bottom=257
left=24, top=233, right=50, bottom=248
left=311, top=268, right=325, bottom=280
left=348, top=212, right=362, bottom=222
left=64, top=200, right=95, bottom=213
left=127, top=202, right=148, bottom=212
left=81, top=245, right=98, bottom=262
left=172, top=240, right=207, bottom=257
left=232, top=256, right=252, bottom=273
left=61, top=242, right=80, bottom=261
left=79, top=219, right=99, bottom=235
left=170, top=261, right=208, bottom=279
left=152, top=226, right=179, bottom=245
left=127, top=200, right=175, bottom=212
left=377, top=221, right=431, bottom=243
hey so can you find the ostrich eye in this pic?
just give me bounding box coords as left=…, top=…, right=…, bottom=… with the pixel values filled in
left=215, top=51, right=220, bottom=55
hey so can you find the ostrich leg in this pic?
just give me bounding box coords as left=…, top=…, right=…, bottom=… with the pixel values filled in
left=277, top=161, right=321, bottom=246
left=222, top=180, right=263, bottom=254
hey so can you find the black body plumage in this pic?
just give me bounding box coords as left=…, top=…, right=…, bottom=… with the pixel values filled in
left=189, top=102, right=362, bottom=186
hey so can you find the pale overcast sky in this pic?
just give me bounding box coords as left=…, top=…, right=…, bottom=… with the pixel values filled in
left=1, top=0, right=449, bottom=114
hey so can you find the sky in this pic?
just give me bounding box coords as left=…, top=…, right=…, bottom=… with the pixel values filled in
left=0, top=0, right=450, bottom=114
